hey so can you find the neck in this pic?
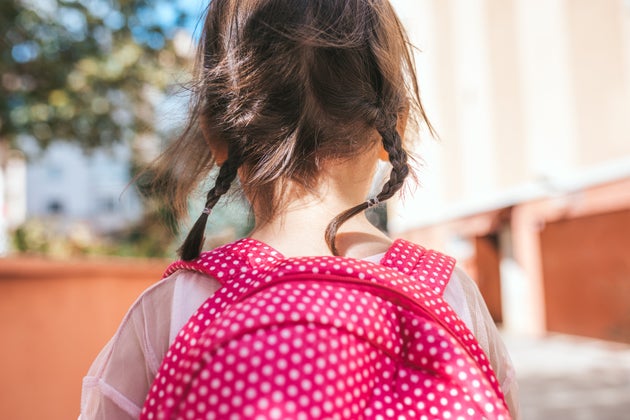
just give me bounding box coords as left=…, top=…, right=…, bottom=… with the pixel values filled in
left=248, top=150, right=392, bottom=258
left=249, top=194, right=392, bottom=259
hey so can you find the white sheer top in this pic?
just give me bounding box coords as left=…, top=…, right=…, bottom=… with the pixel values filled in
left=79, top=265, right=519, bottom=419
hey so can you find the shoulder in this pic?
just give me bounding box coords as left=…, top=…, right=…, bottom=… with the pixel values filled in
left=447, top=266, right=480, bottom=296
left=80, top=270, right=221, bottom=418
left=442, top=266, right=478, bottom=327
left=84, top=269, right=221, bottom=379
left=108, top=269, right=222, bottom=352
left=443, top=266, right=519, bottom=411
left=445, top=266, right=492, bottom=318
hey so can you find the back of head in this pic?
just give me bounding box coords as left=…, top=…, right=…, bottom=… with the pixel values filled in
left=149, top=0, right=430, bottom=259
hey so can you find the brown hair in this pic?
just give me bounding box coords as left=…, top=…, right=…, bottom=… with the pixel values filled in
left=147, top=0, right=432, bottom=260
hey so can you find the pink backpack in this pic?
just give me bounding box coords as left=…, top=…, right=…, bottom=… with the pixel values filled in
left=141, top=238, right=510, bottom=419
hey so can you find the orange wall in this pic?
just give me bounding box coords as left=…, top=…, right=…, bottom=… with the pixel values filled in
left=0, top=257, right=167, bottom=420
left=540, top=209, right=630, bottom=343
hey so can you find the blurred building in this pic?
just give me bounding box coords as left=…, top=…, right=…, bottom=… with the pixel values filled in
left=390, top=0, right=630, bottom=343
left=23, top=141, right=143, bottom=235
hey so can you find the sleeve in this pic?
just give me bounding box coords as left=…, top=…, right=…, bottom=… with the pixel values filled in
left=443, top=266, right=521, bottom=419
left=79, top=271, right=221, bottom=420
left=79, top=278, right=175, bottom=419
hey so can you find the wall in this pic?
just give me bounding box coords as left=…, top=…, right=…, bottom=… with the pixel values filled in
left=0, top=257, right=165, bottom=420
left=389, top=0, right=630, bottom=234
left=401, top=177, right=630, bottom=338
left=540, top=209, right=630, bottom=343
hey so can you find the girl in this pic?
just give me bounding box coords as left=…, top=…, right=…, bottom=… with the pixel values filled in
left=80, top=0, right=518, bottom=418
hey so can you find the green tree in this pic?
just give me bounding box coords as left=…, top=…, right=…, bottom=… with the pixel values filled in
left=0, top=0, right=194, bottom=151
left=1, top=0, right=198, bottom=257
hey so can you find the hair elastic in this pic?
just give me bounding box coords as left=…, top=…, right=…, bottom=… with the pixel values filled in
left=201, top=207, right=212, bottom=215
left=366, top=197, right=380, bottom=208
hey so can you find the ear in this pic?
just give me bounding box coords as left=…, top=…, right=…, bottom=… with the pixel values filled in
left=200, top=117, right=228, bottom=165
left=377, top=142, right=389, bottom=161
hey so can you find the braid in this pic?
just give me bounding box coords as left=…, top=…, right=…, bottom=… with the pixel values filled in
left=179, top=145, right=243, bottom=261
left=374, top=122, right=409, bottom=203
left=325, top=115, right=409, bottom=255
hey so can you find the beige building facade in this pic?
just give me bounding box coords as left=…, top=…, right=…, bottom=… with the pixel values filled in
left=390, top=0, right=630, bottom=341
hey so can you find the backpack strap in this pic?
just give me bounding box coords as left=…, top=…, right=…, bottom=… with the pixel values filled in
left=379, top=238, right=456, bottom=296
left=163, top=238, right=284, bottom=283
left=163, top=238, right=456, bottom=296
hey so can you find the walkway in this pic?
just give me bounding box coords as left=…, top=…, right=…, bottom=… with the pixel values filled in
left=504, top=333, right=630, bottom=420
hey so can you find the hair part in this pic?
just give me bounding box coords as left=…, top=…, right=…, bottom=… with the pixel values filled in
left=145, top=0, right=433, bottom=260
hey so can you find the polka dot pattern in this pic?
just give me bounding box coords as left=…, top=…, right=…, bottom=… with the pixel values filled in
left=141, top=238, right=510, bottom=419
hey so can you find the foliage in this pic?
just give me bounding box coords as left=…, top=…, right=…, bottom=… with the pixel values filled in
left=2, top=0, right=258, bottom=259
left=11, top=213, right=175, bottom=258
left=10, top=199, right=253, bottom=259
left=11, top=217, right=109, bottom=257
left=0, top=0, right=195, bottom=150
left=109, top=201, right=180, bottom=258
left=1, top=0, right=205, bottom=258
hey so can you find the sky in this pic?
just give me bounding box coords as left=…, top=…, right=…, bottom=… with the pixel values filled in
left=168, top=0, right=208, bottom=38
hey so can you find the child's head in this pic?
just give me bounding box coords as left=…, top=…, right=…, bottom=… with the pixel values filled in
left=151, top=0, right=431, bottom=259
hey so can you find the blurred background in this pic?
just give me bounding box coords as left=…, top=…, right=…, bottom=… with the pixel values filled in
left=1, top=0, right=629, bottom=419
